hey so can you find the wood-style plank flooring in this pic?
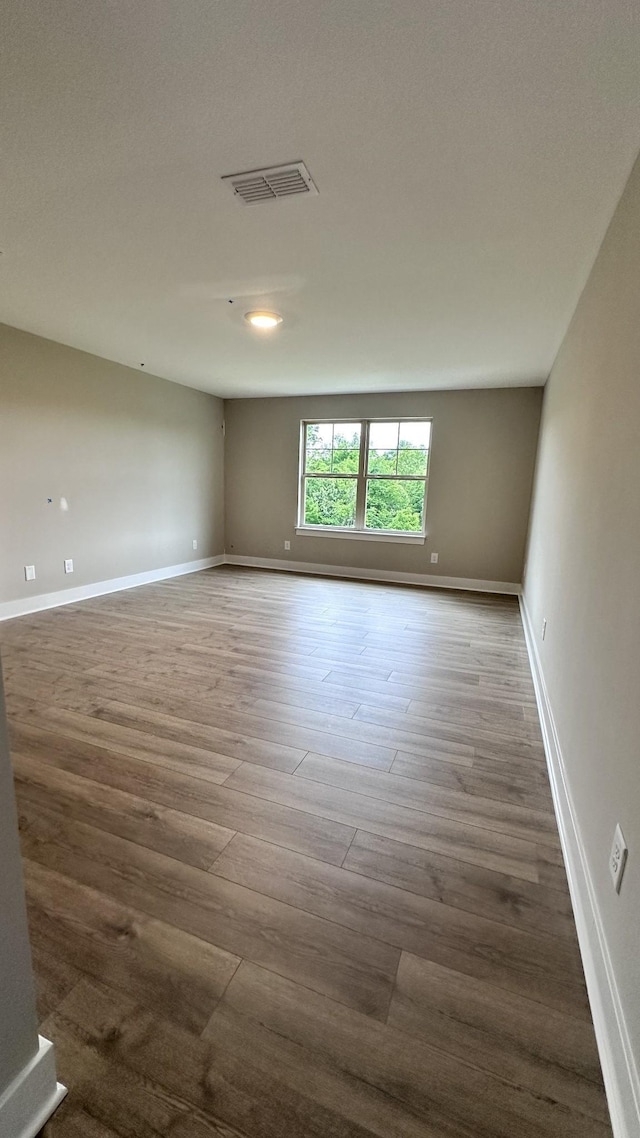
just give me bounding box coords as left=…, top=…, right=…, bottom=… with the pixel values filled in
left=0, top=566, right=611, bottom=1137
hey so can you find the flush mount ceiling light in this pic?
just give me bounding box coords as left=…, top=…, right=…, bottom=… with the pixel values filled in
left=244, top=310, right=283, bottom=330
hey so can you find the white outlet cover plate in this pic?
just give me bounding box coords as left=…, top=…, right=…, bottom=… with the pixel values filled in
left=610, top=823, right=628, bottom=892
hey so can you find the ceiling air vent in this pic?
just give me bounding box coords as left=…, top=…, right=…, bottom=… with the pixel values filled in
left=222, top=161, right=318, bottom=205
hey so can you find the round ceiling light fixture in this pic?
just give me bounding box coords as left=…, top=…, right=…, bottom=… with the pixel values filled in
left=244, top=310, right=283, bottom=330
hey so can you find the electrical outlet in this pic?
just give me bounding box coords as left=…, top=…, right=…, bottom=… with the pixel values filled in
left=542, top=618, right=547, bottom=640
left=430, top=552, right=438, bottom=564
left=24, top=565, right=36, bottom=582
left=64, top=559, right=74, bottom=574
left=192, top=539, right=198, bottom=551
left=610, top=824, right=628, bottom=893
left=284, top=540, right=291, bottom=551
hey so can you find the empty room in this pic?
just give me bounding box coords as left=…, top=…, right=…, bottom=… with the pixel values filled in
left=0, top=3, right=639, bottom=1137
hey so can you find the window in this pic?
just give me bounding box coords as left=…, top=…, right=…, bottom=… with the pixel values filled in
left=297, top=419, right=431, bottom=541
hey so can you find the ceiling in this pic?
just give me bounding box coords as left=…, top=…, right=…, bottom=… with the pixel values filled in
left=1, top=1, right=639, bottom=398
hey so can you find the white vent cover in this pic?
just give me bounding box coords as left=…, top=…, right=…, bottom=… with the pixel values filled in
left=222, top=162, right=318, bottom=205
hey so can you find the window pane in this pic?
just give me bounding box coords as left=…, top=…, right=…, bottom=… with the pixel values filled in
left=399, top=421, right=431, bottom=449
left=332, top=448, right=360, bottom=473
left=306, top=447, right=332, bottom=473
left=369, top=421, right=399, bottom=450
left=365, top=479, right=425, bottom=532
left=397, top=448, right=428, bottom=476
left=368, top=449, right=398, bottom=475
left=306, top=422, right=333, bottom=449
left=304, top=477, right=357, bottom=527
left=332, top=423, right=361, bottom=449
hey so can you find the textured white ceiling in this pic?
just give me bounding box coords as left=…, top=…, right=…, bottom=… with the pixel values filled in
left=1, top=0, right=639, bottom=397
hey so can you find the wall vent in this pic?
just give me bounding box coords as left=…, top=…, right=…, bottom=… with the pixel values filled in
left=222, top=162, right=318, bottom=205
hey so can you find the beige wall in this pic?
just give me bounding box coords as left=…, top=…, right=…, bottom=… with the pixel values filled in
left=524, top=154, right=640, bottom=1103
left=0, top=324, right=224, bottom=606
left=224, top=388, right=542, bottom=585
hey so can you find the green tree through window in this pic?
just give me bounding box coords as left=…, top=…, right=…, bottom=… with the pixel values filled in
left=300, top=420, right=430, bottom=534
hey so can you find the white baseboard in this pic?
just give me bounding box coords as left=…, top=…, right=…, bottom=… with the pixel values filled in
left=0, top=1036, right=66, bottom=1138
left=0, top=553, right=519, bottom=622
left=224, top=554, right=520, bottom=595
left=519, top=595, right=639, bottom=1138
left=0, top=555, right=225, bottom=622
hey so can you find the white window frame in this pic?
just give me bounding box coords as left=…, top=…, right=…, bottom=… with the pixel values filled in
left=296, top=417, right=432, bottom=544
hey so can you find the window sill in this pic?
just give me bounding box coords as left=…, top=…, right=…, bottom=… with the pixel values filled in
left=295, top=527, right=426, bottom=545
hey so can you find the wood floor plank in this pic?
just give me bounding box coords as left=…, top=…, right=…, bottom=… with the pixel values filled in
left=89, top=662, right=363, bottom=718
left=322, top=667, right=482, bottom=702
left=210, top=833, right=588, bottom=1016
left=22, top=811, right=399, bottom=1018
left=95, top=697, right=396, bottom=771
left=11, top=721, right=355, bottom=865
left=224, top=761, right=542, bottom=881
left=343, top=829, right=576, bottom=940
left=388, top=953, right=607, bottom=1122
left=39, top=1099, right=123, bottom=1138
left=29, top=702, right=307, bottom=773
left=390, top=749, right=554, bottom=811
left=359, top=643, right=532, bottom=682
left=14, top=752, right=234, bottom=869
left=42, top=977, right=374, bottom=1138
left=42, top=1103, right=148, bottom=1138
left=399, top=699, right=541, bottom=744
left=184, top=641, right=334, bottom=680
left=2, top=566, right=609, bottom=1138
left=29, top=942, right=84, bottom=1024
left=203, top=961, right=608, bottom=1138
left=295, top=752, right=560, bottom=847
left=251, top=695, right=482, bottom=763
left=194, top=656, right=382, bottom=702
left=40, top=998, right=254, bottom=1138
left=9, top=705, right=246, bottom=778
left=537, top=843, right=572, bottom=892
left=25, top=858, right=240, bottom=1033
left=407, top=694, right=529, bottom=728
left=9, top=718, right=241, bottom=789
left=355, top=703, right=546, bottom=761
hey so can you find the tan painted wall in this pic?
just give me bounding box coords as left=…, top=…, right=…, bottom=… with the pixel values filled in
left=0, top=325, right=224, bottom=605
left=224, top=388, right=542, bottom=585
left=524, top=154, right=640, bottom=1084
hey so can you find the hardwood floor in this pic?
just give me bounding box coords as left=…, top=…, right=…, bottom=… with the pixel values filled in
left=0, top=566, right=610, bottom=1137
